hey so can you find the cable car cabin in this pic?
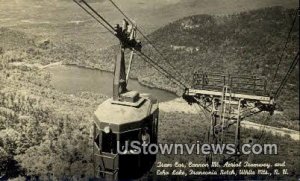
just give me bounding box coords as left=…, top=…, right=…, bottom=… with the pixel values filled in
left=93, top=91, right=159, bottom=180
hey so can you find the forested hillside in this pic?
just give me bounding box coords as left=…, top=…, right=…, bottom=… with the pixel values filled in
left=0, top=61, right=108, bottom=179
left=93, top=7, right=299, bottom=120
left=0, top=6, right=299, bottom=180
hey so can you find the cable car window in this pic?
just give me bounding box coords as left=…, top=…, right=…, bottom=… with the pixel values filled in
left=141, top=127, right=150, bottom=145
left=121, top=130, right=139, bottom=142
left=101, top=131, right=117, bottom=153
left=152, top=116, right=158, bottom=143
left=119, top=130, right=140, bottom=154
left=143, top=114, right=156, bottom=144
left=94, top=133, right=100, bottom=149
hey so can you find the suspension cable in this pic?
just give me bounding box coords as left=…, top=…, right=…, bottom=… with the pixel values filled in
left=274, top=51, right=299, bottom=98
left=139, top=52, right=187, bottom=89
left=107, top=0, right=189, bottom=88
left=136, top=51, right=188, bottom=89
left=270, top=8, right=298, bottom=90
left=73, top=0, right=115, bottom=35
left=78, top=0, right=115, bottom=31
left=75, top=0, right=188, bottom=90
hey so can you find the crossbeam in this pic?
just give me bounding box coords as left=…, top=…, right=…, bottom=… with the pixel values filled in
left=185, top=88, right=273, bottom=104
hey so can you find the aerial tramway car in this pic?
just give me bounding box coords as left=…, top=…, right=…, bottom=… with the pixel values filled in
left=93, top=92, right=159, bottom=180
left=92, top=19, right=159, bottom=180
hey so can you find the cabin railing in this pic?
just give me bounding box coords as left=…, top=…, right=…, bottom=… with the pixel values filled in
left=192, top=72, right=268, bottom=96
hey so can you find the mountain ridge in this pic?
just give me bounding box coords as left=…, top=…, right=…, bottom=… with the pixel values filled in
left=93, top=7, right=299, bottom=119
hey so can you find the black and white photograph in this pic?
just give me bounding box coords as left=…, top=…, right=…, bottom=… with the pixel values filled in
left=0, top=0, right=299, bottom=180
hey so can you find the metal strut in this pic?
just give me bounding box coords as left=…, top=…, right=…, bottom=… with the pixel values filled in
left=234, top=99, right=242, bottom=162
left=112, top=20, right=141, bottom=101
left=183, top=72, right=276, bottom=167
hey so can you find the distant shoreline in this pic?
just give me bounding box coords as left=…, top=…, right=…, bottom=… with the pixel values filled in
left=60, top=63, right=181, bottom=96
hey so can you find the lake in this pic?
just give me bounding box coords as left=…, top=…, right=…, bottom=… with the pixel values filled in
left=48, top=65, right=177, bottom=102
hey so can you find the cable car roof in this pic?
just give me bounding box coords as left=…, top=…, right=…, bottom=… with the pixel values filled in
left=94, top=97, right=158, bottom=132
